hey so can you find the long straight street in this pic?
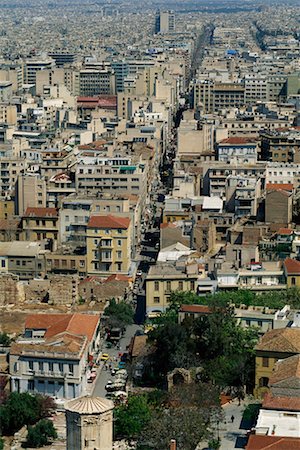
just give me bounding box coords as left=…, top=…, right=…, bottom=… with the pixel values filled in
left=92, top=324, right=142, bottom=398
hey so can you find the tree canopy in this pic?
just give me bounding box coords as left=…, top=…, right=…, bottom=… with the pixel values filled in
left=104, top=298, right=134, bottom=329
left=25, top=419, right=57, bottom=448
left=0, top=333, right=11, bottom=346
left=114, top=395, right=151, bottom=440
left=0, top=393, right=55, bottom=436
left=146, top=299, right=258, bottom=389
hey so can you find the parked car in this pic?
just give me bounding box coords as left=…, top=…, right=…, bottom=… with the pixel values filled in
left=118, top=361, right=126, bottom=369
left=100, top=353, right=110, bottom=361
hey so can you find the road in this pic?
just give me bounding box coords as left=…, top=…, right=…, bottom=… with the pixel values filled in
left=92, top=324, right=142, bottom=398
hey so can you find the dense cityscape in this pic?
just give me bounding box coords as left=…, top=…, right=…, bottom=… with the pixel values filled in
left=0, top=0, right=300, bottom=449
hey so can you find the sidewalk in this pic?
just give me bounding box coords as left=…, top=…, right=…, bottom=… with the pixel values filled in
left=199, top=398, right=250, bottom=450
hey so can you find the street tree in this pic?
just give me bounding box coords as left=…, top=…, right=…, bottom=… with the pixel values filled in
left=25, top=419, right=57, bottom=448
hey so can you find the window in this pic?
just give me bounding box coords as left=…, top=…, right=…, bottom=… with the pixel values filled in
left=258, top=321, right=263, bottom=327
left=166, top=281, right=171, bottom=291
left=117, top=239, right=122, bottom=246
left=16, top=260, right=20, bottom=266
left=28, top=380, right=34, bottom=391
left=154, top=297, right=160, bottom=303
left=38, top=362, right=43, bottom=371
left=262, top=357, right=269, bottom=367
left=1, top=260, right=5, bottom=268
left=117, top=251, right=122, bottom=259
left=117, top=229, right=122, bottom=234
left=59, top=363, right=64, bottom=373
left=292, top=277, right=296, bottom=286
left=79, top=260, right=85, bottom=267
left=29, top=361, right=34, bottom=371
left=117, top=262, right=122, bottom=271
left=246, top=320, right=251, bottom=326
left=154, top=281, right=159, bottom=291
left=94, top=239, right=98, bottom=245
left=69, top=364, right=74, bottom=374
left=190, top=281, right=195, bottom=290
left=178, top=281, right=183, bottom=291
left=49, top=362, right=53, bottom=372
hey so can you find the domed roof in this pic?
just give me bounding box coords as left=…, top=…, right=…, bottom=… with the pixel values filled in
left=65, top=395, right=114, bottom=414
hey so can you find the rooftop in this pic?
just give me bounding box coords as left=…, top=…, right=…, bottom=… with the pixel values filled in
left=65, top=395, right=114, bottom=414
left=87, top=215, right=130, bottom=229
left=256, top=328, right=300, bottom=354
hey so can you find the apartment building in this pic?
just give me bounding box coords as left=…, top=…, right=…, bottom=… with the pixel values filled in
left=21, top=207, right=59, bottom=246
left=217, top=137, right=258, bottom=164
left=16, top=174, right=46, bottom=215
left=0, top=157, right=28, bottom=200
left=75, top=157, right=148, bottom=200
left=86, top=215, right=132, bottom=276
left=73, top=68, right=116, bottom=96
left=261, top=129, right=300, bottom=163
left=146, top=263, right=199, bottom=317
left=10, top=313, right=101, bottom=399
left=0, top=241, right=47, bottom=280
left=25, top=60, right=55, bottom=85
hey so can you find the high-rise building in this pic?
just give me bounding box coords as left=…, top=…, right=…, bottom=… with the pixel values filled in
left=154, top=10, right=175, bottom=34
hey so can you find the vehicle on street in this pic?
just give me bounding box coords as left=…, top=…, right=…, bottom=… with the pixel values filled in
left=108, top=327, right=122, bottom=343
left=118, top=361, right=126, bottom=369
left=136, top=270, right=143, bottom=277
left=100, top=353, right=110, bottom=361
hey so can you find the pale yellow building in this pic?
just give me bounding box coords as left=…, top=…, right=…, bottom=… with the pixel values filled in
left=21, top=207, right=59, bottom=246
left=86, top=215, right=132, bottom=277
left=146, top=263, right=199, bottom=318
left=254, top=328, right=300, bottom=398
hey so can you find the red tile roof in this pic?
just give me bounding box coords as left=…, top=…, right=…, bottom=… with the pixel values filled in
left=263, top=392, right=300, bottom=411
left=24, top=207, right=58, bottom=218
left=88, top=215, right=130, bottom=229
left=104, top=274, right=131, bottom=283
left=277, top=228, right=293, bottom=235
left=219, top=137, right=258, bottom=145
left=284, top=258, right=300, bottom=275
left=266, top=183, right=294, bottom=191
left=179, top=304, right=212, bottom=314
left=246, top=435, right=300, bottom=450
left=255, top=328, right=300, bottom=353
left=25, top=313, right=99, bottom=343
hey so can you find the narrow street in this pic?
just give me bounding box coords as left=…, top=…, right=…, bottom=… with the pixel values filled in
left=92, top=324, right=142, bottom=398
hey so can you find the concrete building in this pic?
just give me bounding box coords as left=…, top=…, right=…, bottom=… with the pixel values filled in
left=86, top=215, right=132, bottom=276
left=16, top=174, right=46, bottom=215
left=265, top=184, right=293, bottom=226
left=65, top=396, right=114, bottom=450
left=155, top=10, right=175, bottom=34
left=10, top=313, right=101, bottom=399
left=25, top=60, right=55, bottom=85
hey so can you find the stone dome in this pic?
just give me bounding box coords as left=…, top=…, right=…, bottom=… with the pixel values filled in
left=65, top=395, right=114, bottom=414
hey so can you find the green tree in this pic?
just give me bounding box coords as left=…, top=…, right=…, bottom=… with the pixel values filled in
left=148, top=322, right=197, bottom=377
left=114, top=395, right=151, bottom=440
left=0, top=437, right=3, bottom=450
left=0, top=333, right=10, bottom=346
left=25, top=419, right=57, bottom=448
left=105, top=298, right=134, bottom=329
left=0, top=393, right=55, bottom=436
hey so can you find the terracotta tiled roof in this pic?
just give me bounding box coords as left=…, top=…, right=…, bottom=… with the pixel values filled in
left=277, top=228, right=293, bottom=235
left=266, top=183, right=294, bottom=191
left=220, top=137, right=258, bottom=144
left=104, top=274, right=131, bottom=283
left=270, top=354, right=300, bottom=385
left=255, top=328, right=300, bottom=354
left=25, top=313, right=99, bottom=343
left=284, top=258, right=300, bottom=275
left=24, top=207, right=58, bottom=218
left=179, top=304, right=212, bottom=314
left=11, top=333, right=86, bottom=359
left=246, top=435, right=300, bottom=450
left=88, top=215, right=130, bottom=229
left=263, top=391, right=300, bottom=411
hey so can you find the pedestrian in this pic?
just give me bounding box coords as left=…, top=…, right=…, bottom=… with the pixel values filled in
left=231, top=415, right=234, bottom=423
